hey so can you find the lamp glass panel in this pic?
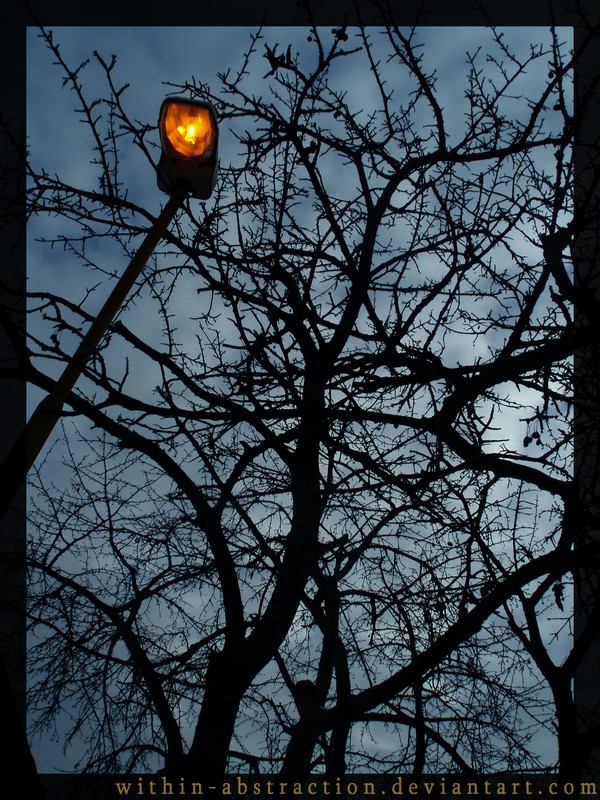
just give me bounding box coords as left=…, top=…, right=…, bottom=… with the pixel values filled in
left=161, top=102, right=215, bottom=159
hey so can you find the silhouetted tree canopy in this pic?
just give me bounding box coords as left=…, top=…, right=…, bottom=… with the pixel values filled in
left=6, top=13, right=600, bottom=782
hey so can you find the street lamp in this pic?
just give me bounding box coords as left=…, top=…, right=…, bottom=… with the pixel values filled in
left=0, top=97, right=219, bottom=518
left=157, top=97, right=219, bottom=200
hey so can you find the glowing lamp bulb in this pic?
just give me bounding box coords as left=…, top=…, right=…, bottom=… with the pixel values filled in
left=178, top=124, right=198, bottom=143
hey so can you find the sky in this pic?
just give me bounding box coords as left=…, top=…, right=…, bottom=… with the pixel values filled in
left=25, top=23, right=572, bottom=481
left=25, top=24, right=573, bottom=774
left=25, top=23, right=570, bottom=400
left=26, top=25, right=567, bottom=212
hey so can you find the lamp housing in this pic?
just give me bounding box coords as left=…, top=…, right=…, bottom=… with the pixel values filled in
left=157, top=96, right=219, bottom=199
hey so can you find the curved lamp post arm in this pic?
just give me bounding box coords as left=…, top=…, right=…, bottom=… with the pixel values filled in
left=0, top=190, right=186, bottom=521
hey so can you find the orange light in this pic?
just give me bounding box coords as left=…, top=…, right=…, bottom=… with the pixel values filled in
left=157, top=97, right=219, bottom=199
left=160, top=101, right=216, bottom=159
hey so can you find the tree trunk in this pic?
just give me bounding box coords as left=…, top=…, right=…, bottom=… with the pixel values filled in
left=179, top=649, right=247, bottom=777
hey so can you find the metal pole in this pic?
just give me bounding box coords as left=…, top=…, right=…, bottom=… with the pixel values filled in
left=0, top=190, right=186, bottom=521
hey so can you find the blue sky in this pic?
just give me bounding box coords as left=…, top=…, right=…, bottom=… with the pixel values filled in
left=25, top=23, right=571, bottom=446
left=25, top=24, right=573, bottom=774
left=27, top=25, right=568, bottom=207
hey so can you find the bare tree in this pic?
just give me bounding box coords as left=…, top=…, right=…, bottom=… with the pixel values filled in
left=10, top=14, right=600, bottom=782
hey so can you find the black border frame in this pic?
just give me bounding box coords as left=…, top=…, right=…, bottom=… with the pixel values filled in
left=2, top=0, right=599, bottom=795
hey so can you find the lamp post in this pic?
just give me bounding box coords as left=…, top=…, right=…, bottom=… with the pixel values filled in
left=0, top=97, right=219, bottom=519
